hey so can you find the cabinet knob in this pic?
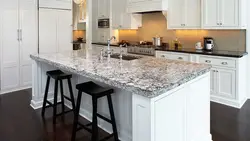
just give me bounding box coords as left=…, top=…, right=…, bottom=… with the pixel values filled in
left=178, top=57, right=183, bottom=60
left=161, top=55, right=165, bottom=57
left=205, top=60, right=211, bottom=63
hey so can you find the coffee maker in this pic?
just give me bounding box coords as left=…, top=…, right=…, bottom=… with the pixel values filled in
left=204, top=37, right=214, bottom=51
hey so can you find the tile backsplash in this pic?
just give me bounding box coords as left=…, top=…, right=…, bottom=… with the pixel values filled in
left=118, top=12, right=246, bottom=52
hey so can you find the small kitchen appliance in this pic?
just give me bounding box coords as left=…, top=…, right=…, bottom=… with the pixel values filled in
left=204, top=37, right=214, bottom=51
left=152, top=36, right=163, bottom=46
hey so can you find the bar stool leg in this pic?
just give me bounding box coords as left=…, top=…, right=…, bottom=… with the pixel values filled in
left=41, top=76, right=50, bottom=117
left=53, top=80, right=59, bottom=125
left=71, top=91, right=83, bottom=141
left=107, top=94, right=119, bottom=141
left=91, top=97, right=98, bottom=141
left=67, top=78, right=76, bottom=110
left=59, top=80, right=65, bottom=121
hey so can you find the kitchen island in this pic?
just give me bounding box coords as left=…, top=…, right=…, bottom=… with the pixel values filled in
left=30, top=47, right=212, bottom=141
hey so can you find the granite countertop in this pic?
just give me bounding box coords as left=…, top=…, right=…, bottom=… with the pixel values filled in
left=92, top=42, right=120, bottom=47
left=30, top=47, right=211, bottom=98
left=156, top=47, right=248, bottom=58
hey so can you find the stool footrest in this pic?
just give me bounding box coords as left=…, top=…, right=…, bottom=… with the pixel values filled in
left=77, top=122, right=92, bottom=133
left=46, top=101, right=53, bottom=106
left=97, top=113, right=112, bottom=124
left=63, top=95, right=72, bottom=101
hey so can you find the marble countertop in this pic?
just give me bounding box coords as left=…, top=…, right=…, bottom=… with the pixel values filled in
left=30, top=47, right=211, bottom=98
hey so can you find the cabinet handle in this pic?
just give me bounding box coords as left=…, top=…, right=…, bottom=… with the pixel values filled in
left=161, top=55, right=165, bottom=57
left=20, top=29, right=22, bottom=41
left=17, top=29, right=20, bottom=41
left=205, top=60, right=211, bottom=63
left=221, top=62, right=228, bottom=65
left=178, top=57, right=183, bottom=60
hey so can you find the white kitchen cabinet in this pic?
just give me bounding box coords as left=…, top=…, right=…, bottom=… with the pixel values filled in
left=216, top=68, right=236, bottom=99
left=202, top=0, right=246, bottom=29
left=0, top=0, right=37, bottom=91
left=168, top=0, right=201, bottom=29
left=112, top=0, right=142, bottom=29
left=39, top=8, right=72, bottom=53
left=156, top=51, right=247, bottom=108
left=97, top=29, right=110, bottom=43
left=39, top=0, right=72, bottom=10
left=155, top=51, right=190, bottom=61
left=98, top=0, right=110, bottom=19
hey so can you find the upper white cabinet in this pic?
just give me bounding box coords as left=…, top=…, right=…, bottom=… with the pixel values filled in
left=39, top=8, right=72, bottom=53
left=98, top=0, right=110, bottom=18
left=168, top=0, right=201, bottom=29
left=39, top=0, right=72, bottom=10
left=127, top=0, right=168, bottom=13
left=202, top=0, right=246, bottom=29
left=0, top=0, right=37, bottom=91
left=112, top=0, right=142, bottom=29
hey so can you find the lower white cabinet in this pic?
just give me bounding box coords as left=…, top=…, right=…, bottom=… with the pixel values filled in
left=0, top=0, right=37, bottom=92
left=39, top=8, right=72, bottom=53
left=156, top=50, right=247, bottom=108
left=210, top=68, right=236, bottom=99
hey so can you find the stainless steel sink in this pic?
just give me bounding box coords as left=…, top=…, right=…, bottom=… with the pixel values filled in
left=110, top=53, right=142, bottom=61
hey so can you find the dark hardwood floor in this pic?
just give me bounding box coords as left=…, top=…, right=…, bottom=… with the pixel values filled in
left=0, top=89, right=250, bottom=141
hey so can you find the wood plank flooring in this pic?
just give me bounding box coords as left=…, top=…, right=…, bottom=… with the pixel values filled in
left=0, top=89, right=250, bottom=141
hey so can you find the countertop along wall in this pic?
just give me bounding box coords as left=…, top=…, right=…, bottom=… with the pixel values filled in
left=119, top=12, right=246, bottom=52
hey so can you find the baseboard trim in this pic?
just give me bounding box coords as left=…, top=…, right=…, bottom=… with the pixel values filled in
left=211, top=96, right=247, bottom=109
left=0, top=86, right=31, bottom=95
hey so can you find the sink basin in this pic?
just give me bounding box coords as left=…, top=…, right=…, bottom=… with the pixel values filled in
left=110, top=53, right=141, bottom=61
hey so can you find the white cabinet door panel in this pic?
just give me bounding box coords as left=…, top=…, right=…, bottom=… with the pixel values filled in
left=210, top=69, right=217, bottom=95
left=185, top=0, right=201, bottom=28
left=57, top=10, right=72, bottom=52
left=39, top=9, right=57, bottom=53
left=202, top=0, right=219, bottom=27
left=1, top=9, right=20, bottom=90
left=217, top=69, right=236, bottom=99
left=19, top=0, right=37, bottom=87
left=220, top=0, right=239, bottom=27
left=168, top=0, right=185, bottom=28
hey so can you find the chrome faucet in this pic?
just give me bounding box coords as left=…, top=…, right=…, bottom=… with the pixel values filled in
left=106, top=36, right=116, bottom=56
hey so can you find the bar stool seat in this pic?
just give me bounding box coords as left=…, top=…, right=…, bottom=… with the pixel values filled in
left=76, top=81, right=114, bottom=98
left=46, top=70, right=72, bottom=80
left=41, top=70, right=76, bottom=124
left=71, top=81, right=119, bottom=141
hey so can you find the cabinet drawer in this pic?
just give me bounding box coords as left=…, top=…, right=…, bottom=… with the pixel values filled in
left=158, top=53, right=189, bottom=61
left=199, top=57, right=236, bottom=68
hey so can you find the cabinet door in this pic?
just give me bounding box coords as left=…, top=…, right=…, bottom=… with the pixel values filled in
left=39, top=9, right=57, bottom=53
left=219, top=0, right=239, bottom=27
left=57, top=10, right=72, bottom=52
left=185, top=0, right=201, bottom=28
left=168, top=0, right=185, bottom=28
left=111, top=0, right=122, bottom=29
left=217, top=69, right=236, bottom=99
left=202, top=0, right=219, bottom=27
left=0, top=1, right=20, bottom=90
left=19, top=0, right=37, bottom=87
left=210, top=69, right=217, bottom=95
left=98, top=0, right=109, bottom=18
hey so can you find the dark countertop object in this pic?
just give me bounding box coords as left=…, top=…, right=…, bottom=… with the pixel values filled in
left=156, top=47, right=248, bottom=58
left=92, top=42, right=119, bottom=47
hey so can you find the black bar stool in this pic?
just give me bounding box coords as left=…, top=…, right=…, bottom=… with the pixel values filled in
left=71, top=81, right=119, bottom=141
left=41, top=70, right=76, bottom=124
